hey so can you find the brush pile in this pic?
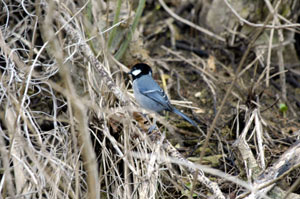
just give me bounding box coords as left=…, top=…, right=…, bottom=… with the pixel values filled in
left=0, top=0, right=300, bottom=198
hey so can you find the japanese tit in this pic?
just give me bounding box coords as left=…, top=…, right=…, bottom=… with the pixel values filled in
left=128, top=63, right=197, bottom=127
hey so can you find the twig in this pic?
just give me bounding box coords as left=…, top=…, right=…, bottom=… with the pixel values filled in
left=224, top=0, right=300, bottom=29
left=199, top=0, right=275, bottom=166
left=264, top=0, right=287, bottom=100
left=266, top=19, right=275, bottom=87
left=234, top=109, right=261, bottom=179
left=132, top=111, right=225, bottom=198
left=283, top=175, right=300, bottom=199
left=43, top=2, right=100, bottom=199
left=161, top=46, right=217, bottom=81
left=58, top=16, right=130, bottom=105
left=158, top=0, right=225, bottom=42
left=255, top=109, right=265, bottom=170
left=0, top=132, right=16, bottom=197
left=162, top=139, right=226, bottom=199
left=190, top=5, right=276, bottom=198
left=237, top=142, right=300, bottom=199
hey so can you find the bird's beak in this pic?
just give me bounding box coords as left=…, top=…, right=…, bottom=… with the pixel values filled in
left=127, top=71, right=132, bottom=75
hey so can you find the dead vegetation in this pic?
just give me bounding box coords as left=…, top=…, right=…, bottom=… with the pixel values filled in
left=0, top=0, right=300, bottom=199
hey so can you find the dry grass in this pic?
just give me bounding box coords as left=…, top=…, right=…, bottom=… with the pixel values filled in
left=1, top=0, right=300, bottom=199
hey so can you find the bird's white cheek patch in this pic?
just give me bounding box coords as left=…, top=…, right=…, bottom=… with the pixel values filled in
left=132, top=69, right=141, bottom=76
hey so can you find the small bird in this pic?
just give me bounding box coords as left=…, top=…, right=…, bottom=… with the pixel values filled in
left=128, top=63, right=197, bottom=127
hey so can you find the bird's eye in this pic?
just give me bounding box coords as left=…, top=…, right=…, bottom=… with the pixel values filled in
left=132, top=69, right=141, bottom=76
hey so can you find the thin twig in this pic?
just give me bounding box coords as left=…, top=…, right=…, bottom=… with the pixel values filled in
left=224, top=0, right=300, bottom=29
left=159, top=0, right=225, bottom=42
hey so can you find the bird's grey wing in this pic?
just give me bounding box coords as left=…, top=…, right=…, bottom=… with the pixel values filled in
left=140, top=88, right=173, bottom=111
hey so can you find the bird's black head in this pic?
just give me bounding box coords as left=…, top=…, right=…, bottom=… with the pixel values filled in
left=128, top=63, right=152, bottom=80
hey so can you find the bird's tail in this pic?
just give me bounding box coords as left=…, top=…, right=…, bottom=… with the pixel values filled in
left=172, top=108, right=197, bottom=127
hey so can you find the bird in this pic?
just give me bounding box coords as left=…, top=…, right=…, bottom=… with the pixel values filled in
left=128, top=63, right=197, bottom=127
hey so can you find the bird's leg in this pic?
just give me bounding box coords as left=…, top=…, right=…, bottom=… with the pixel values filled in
left=148, top=117, right=158, bottom=133
left=136, top=111, right=158, bottom=133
